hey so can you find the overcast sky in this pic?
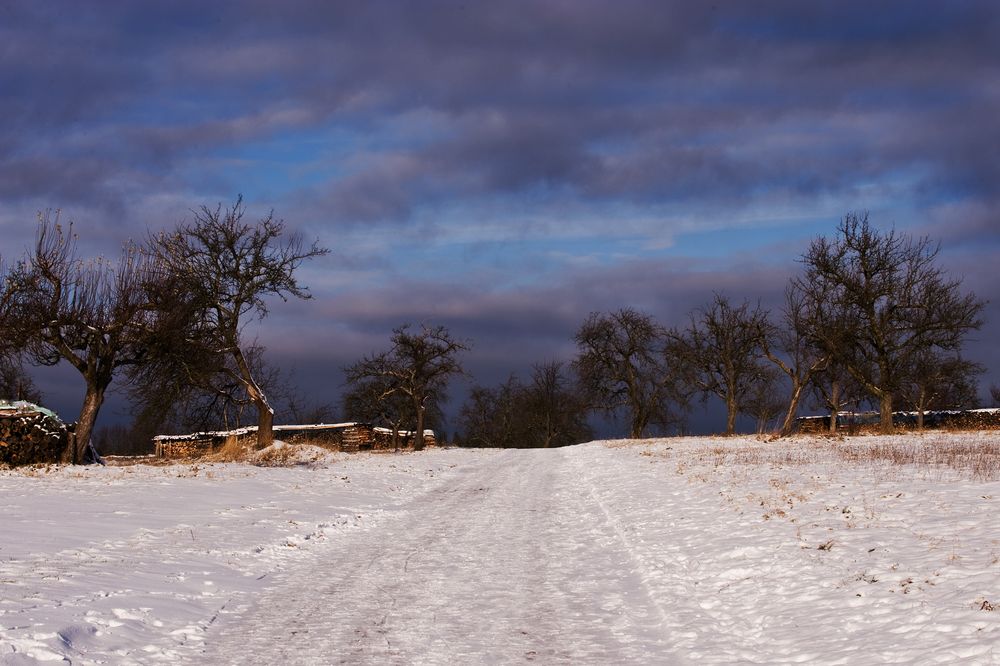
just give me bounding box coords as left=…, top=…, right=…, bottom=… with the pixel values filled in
left=3, top=0, right=998, bottom=434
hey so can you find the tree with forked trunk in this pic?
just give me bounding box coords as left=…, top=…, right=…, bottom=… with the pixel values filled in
left=143, top=197, right=327, bottom=448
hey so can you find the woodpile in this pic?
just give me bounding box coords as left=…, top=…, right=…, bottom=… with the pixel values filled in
left=795, top=408, right=1000, bottom=435
left=153, top=422, right=438, bottom=459
left=0, top=402, right=69, bottom=466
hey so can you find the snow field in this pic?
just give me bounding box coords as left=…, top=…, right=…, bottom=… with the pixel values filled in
left=1, top=434, right=998, bottom=664
left=0, top=448, right=469, bottom=664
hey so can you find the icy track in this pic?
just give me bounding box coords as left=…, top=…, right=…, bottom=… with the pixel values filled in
left=2, top=437, right=999, bottom=664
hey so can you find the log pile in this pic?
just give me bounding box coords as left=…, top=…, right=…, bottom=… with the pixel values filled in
left=795, top=408, right=1000, bottom=435
left=153, top=422, right=438, bottom=459
left=0, top=402, right=69, bottom=466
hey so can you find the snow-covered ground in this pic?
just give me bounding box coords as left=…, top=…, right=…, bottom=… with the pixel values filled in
left=2, top=434, right=999, bottom=664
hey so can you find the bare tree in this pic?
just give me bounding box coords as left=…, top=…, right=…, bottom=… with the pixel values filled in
left=574, top=308, right=684, bottom=438
left=346, top=324, right=468, bottom=450
left=521, top=361, right=592, bottom=448
left=458, top=376, right=525, bottom=449
left=991, top=384, right=1000, bottom=407
left=796, top=212, right=984, bottom=433
left=144, top=197, right=327, bottom=448
left=674, top=294, right=770, bottom=435
left=898, top=352, right=982, bottom=429
left=10, top=214, right=156, bottom=462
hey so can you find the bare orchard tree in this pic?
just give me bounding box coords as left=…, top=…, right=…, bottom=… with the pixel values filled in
left=796, top=212, right=984, bottom=434
left=574, top=308, right=684, bottom=438
left=145, top=197, right=327, bottom=448
left=897, top=351, right=982, bottom=429
left=673, top=294, right=771, bottom=436
left=345, top=324, right=468, bottom=450
left=10, top=213, right=156, bottom=462
left=742, top=365, right=786, bottom=435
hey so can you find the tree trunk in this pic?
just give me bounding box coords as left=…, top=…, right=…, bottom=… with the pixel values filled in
left=231, top=347, right=274, bottom=448
left=256, top=400, right=275, bottom=448
left=828, top=379, right=840, bottom=434
left=66, top=383, right=105, bottom=464
left=725, top=392, right=737, bottom=436
left=879, top=392, right=894, bottom=434
left=629, top=416, right=645, bottom=439
left=414, top=400, right=425, bottom=451
left=779, top=382, right=805, bottom=437
left=917, top=388, right=926, bottom=431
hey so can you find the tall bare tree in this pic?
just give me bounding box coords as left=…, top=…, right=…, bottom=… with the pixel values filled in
left=143, top=197, right=327, bottom=447
left=10, top=214, right=156, bottom=462
left=674, top=294, right=770, bottom=436
left=796, top=212, right=984, bottom=433
left=574, top=308, right=685, bottom=438
left=346, top=324, right=468, bottom=450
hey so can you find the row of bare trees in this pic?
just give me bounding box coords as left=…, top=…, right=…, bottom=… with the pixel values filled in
left=349, top=213, right=988, bottom=445
left=573, top=213, right=986, bottom=437
left=457, top=362, right=592, bottom=448
left=0, top=199, right=327, bottom=461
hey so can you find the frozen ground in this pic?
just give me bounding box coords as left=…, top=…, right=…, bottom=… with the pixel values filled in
left=1, top=434, right=999, bottom=664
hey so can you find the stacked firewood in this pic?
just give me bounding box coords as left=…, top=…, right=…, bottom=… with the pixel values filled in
left=0, top=404, right=69, bottom=466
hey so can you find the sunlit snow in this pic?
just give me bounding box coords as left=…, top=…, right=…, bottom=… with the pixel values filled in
left=1, top=435, right=998, bottom=663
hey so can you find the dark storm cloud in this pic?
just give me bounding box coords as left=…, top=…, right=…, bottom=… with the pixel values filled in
left=4, top=0, right=998, bottom=226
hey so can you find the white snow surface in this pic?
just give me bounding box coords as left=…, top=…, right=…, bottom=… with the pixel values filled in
left=2, top=435, right=999, bottom=664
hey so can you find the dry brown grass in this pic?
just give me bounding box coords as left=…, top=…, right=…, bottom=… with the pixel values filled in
left=631, top=432, right=1000, bottom=482
left=834, top=436, right=1000, bottom=481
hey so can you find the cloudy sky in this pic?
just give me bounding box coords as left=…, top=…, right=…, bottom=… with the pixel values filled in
left=3, top=0, right=999, bottom=433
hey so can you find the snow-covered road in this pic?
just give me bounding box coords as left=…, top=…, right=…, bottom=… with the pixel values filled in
left=204, top=448, right=672, bottom=664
